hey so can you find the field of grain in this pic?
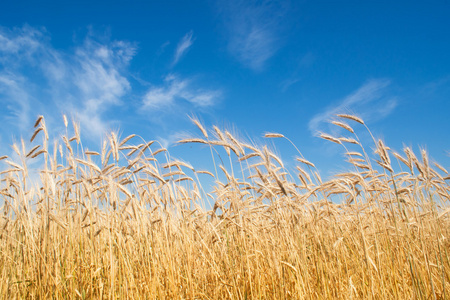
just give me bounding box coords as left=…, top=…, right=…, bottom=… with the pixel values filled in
left=0, top=114, right=449, bottom=299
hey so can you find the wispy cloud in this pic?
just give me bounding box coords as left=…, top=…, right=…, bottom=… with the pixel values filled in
left=0, top=73, right=31, bottom=131
left=70, top=39, right=134, bottom=137
left=0, top=25, right=45, bottom=61
left=279, top=52, right=315, bottom=92
left=0, top=25, right=136, bottom=139
left=157, top=41, right=170, bottom=56
left=421, top=75, right=450, bottom=98
left=0, top=26, right=52, bottom=131
left=0, top=25, right=221, bottom=150
left=308, top=79, right=398, bottom=134
left=143, top=74, right=220, bottom=109
left=172, top=31, right=194, bottom=66
left=219, top=0, right=289, bottom=70
left=280, top=77, right=301, bottom=92
left=157, top=131, right=190, bottom=149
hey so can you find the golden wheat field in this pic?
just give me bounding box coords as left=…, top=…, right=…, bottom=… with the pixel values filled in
left=0, top=114, right=448, bottom=299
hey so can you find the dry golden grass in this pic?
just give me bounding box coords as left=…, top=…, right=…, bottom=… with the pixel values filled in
left=0, top=115, right=448, bottom=299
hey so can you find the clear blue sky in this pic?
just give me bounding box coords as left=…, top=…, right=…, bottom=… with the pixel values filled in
left=1, top=0, right=449, bottom=177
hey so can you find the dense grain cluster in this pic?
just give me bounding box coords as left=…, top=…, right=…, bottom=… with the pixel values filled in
left=0, top=115, right=449, bottom=299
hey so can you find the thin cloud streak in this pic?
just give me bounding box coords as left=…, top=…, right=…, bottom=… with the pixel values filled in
left=70, top=39, right=134, bottom=138
left=308, top=79, right=398, bottom=134
left=0, top=26, right=52, bottom=131
left=0, top=73, right=31, bottom=131
left=0, top=25, right=136, bottom=140
left=279, top=52, right=315, bottom=92
left=280, top=77, right=301, bottom=92
left=157, top=131, right=189, bottom=149
left=172, top=31, right=194, bottom=66
left=143, top=74, right=220, bottom=109
left=219, top=0, right=289, bottom=70
left=0, top=25, right=225, bottom=156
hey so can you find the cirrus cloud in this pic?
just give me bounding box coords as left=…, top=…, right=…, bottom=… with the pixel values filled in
left=0, top=25, right=221, bottom=144
left=143, top=74, right=221, bottom=109
left=218, top=0, right=290, bottom=71
left=308, top=79, right=398, bottom=134
left=172, top=30, right=195, bottom=66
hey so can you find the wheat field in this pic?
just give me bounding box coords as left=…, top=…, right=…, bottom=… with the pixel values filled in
left=0, top=114, right=448, bottom=299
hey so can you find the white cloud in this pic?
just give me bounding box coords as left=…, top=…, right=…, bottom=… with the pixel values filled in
left=0, top=25, right=136, bottom=140
left=219, top=0, right=289, bottom=70
left=0, top=26, right=50, bottom=131
left=0, top=73, right=31, bottom=130
left=72, top=40, right=132, bottom=113
left=280, top=77, right=301, bottom=92
left=421, top=75, right=450, bottom=98
left=279, top=53, right=315, bottom=91
left=0, top=25, right=44, bottom=60
left=157, top=41, right=170, bottom=56
left=143, top=74, right=220, bottom=109
left=0, top=25, right=221, bottom=146
left=308, top=79, right=398, bottom=134
left=69, top=40, right=134, bottom=138
left=172, top=31, right=194, bottom=66
left=157, top=131, right=190, bottom=149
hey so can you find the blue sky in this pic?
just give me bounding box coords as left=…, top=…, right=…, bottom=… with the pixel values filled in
left=0, top=0, right=449, bottom=177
